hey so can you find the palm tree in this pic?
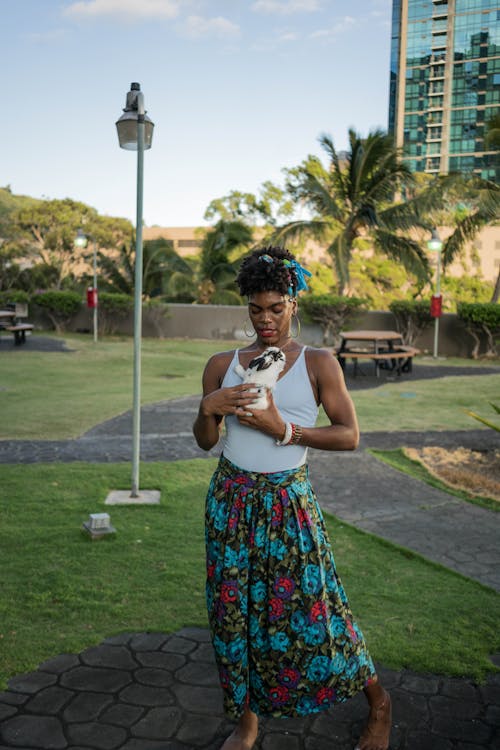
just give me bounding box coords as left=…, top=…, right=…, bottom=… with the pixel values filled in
left=97, top=237, right=196, bottom=300
left=198, top=219, right=254, bottom=303
left=274, top=129, right=431, bottom=294
left=439, top=175, right=500, bottom=302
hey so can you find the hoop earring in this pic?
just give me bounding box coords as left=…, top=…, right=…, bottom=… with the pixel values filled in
left=244, top=320, right=255, bottom=338
left=290, top=313, right=301, bottom=338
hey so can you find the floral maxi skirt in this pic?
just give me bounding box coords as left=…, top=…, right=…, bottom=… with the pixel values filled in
left=205, top=455, right=376, bottom=720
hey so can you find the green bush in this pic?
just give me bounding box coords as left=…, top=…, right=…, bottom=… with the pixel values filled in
left=389, top=299, right=434, bottom=346
left=300, top=294, right=366, bottom=345
left=98, top=292, right=133, bottom=335
left=0, top=289, right=30, bottom=307
left=457, top=302, right=500, bottom=359
left=33, top=290, right=82, bottom=332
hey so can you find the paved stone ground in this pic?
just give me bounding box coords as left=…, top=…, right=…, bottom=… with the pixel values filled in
left=1, top=344, right=499, bottom=748
left=1, top=628, right=499, bottom=750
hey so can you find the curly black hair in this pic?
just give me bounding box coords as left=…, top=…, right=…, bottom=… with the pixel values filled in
left=236, top=246, right=298, bottom=297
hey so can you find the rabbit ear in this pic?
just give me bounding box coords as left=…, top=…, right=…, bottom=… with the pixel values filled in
left=248, top=354, right=273, bottom=371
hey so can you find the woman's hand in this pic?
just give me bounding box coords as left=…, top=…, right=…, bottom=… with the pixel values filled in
left=200, top=384, right=260, bottom=419
left=237, top=390, right=286, bottom=442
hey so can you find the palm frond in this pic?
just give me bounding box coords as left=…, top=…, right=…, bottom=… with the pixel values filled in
left=271, top=219, right=335, bottom=247
left=372, top=229, right=430, bottom=282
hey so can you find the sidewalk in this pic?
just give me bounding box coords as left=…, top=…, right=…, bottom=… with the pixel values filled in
left=1, top=394, right=499, bottom=749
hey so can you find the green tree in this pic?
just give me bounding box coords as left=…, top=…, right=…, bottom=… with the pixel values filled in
left=97, top=237, right=196, bottom=300
left=204, top=181, right=295, bottom=228
left=197, top=220, right=254, bottom=304
left=14, top=197, right=133, bottom=289
left=273, top=129, right=430, bottom=294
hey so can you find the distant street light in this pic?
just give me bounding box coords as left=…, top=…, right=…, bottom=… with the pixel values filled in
left=116, top=83, right=155, bottom=499
left=75, top=229, right=98, bottom=344
left=427, top=228, right=443, bottom=359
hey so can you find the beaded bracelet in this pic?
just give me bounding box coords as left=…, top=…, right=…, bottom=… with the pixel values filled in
left=290, top=423, right=303, bottom=445
left=275, top=422, right=292, bottom=446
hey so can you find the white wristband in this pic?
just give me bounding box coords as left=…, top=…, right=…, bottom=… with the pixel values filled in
left=275, top=422, right=292, bottom=446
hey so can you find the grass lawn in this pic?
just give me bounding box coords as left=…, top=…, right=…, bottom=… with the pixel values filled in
left=0, top=334, right=497, bottom=438
left=370, top=448, right=498, bottom=513
left=1, top=459, right=499, bottom=689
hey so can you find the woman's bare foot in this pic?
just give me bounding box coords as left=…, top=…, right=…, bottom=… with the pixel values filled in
left=221, top=708, right=258, bottom=750
left=355, top=688, right=392, bottom=750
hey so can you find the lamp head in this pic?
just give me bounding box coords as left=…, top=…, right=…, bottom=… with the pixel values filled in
left=116, top=82, right=154, bottom=151
left=74, top=229, right=88, bottom=249
left=427, top=228, right=443, bottom=252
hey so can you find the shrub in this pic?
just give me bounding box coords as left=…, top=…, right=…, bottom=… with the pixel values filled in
left=98, top=292, right=133, bottom=335
left=33, top=290, right=82, bottom=332
left=457, top=302, right=500, bottom=359
left=389, top=300, right=434, bottom=346
left=0, top=289, right=30, bottom=306
left=300, top=294, right=366, bottom=345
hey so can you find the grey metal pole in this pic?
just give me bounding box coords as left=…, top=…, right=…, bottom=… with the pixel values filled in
left=433, top=247, right=441, bottom=359
left=93, top=240, right=98, bottom=344
left=131, top=93, right=145, bottom=497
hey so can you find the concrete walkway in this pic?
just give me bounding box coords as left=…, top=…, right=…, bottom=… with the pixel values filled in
left=1, top=394, right=499, bottom=749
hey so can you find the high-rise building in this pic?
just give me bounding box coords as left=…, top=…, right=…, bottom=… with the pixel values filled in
left=389, top=0, right=499, bottom=181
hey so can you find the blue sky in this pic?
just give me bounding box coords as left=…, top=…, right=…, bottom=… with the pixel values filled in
left=2, top=0, right=392, bottom=227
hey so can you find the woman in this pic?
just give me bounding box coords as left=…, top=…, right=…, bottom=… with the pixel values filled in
left=193, top=247, right=391, bottom=750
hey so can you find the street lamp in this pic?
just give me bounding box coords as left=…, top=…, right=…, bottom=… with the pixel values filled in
left=427, top=228, right=443, bottom=359
left=115, top=82, right=155, bottom=500
left=75, top=229, right=98, bottom=343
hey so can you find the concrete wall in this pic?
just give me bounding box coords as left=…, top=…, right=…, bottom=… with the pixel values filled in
left=29, top=302, right=487, bottom=358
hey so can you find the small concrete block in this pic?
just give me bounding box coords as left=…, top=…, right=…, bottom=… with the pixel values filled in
left=105, top=490, right=160, bottom=505
left=82, top=521, right=116, bottom=540
left=0, top=692, right=29, bottom=706
left=190, top=642, right=217, bottom=664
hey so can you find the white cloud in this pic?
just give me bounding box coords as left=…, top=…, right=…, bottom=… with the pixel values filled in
left=309, top=15, right=356, bottom=39
left=180, top=15, right=240, bottom=38
left=63, top=0, right=180, bottom=21
left=252, top=0, right=320, bottom=15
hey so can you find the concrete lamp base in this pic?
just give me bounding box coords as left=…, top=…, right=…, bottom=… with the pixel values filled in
left=105, top=490, right=161, bottom=506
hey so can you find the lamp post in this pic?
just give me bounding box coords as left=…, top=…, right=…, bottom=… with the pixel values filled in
left=116, top=82, right=154, bottom=499
left=75, top=230, right=98, bottom=343
left=427, top=228, right=443, bottom=359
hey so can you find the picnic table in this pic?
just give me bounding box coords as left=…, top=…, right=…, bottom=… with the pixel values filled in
left=0, top=308, right=34, bottom=345
left=334, top=330, right=419, bottom=377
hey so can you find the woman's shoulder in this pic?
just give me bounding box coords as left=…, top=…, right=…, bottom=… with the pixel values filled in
left=304, top=345, right=343, bottom=376
left=204, top=348, right=237, bottom=374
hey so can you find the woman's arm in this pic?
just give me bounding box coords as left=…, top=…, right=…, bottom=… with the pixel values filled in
left=193, top=352, right=260, bottom=451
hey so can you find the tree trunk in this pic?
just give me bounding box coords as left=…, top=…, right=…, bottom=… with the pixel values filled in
left=490, top=267, right=500, bottom=304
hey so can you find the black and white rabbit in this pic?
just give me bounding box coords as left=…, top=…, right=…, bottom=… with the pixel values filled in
left=234, top=347, right=286, bottom=409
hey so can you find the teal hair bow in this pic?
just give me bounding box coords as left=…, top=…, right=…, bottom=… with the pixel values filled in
left=283, top=258, right=312, bottom=295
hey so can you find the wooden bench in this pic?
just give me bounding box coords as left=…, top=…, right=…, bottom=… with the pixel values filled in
left=335, top=346, right=419, bottom=377
left=3, top=323, right=35, bottom=345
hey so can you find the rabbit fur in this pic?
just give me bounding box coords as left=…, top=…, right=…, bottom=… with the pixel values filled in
left=234, top=346, right=286, bottom=409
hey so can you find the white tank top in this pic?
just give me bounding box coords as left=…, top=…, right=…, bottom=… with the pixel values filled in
left=221, top=346, right=319, bottom=473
